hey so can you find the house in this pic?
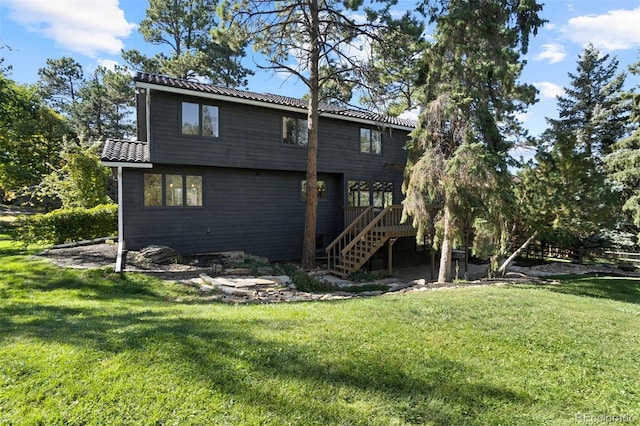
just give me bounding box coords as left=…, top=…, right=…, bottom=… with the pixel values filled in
left=101, top=72, right=417, bottom=276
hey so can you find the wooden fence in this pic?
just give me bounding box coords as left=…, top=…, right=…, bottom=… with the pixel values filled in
left=521, top=242, right=640, bottom=269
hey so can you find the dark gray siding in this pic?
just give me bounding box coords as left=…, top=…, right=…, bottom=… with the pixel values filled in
left=148, top=91, right=409, bottom=178
left=125, top=90, right=412, bottom=258
left=123, top=166, right=341, bottom=261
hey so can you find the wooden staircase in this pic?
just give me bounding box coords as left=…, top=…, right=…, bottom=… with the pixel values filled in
left=326, top=205, right=415, bottom=278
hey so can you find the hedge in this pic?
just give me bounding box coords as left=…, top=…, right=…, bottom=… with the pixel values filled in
left=13, top=204, right=118, bottom=246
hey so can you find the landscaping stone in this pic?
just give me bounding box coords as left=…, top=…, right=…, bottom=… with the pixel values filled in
left=139, top=245, right=179, bottom=264
left=223, top=267, right=253, bottom=276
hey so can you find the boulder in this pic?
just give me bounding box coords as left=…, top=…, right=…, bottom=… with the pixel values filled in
left=139, top=245, right=179, bottom=264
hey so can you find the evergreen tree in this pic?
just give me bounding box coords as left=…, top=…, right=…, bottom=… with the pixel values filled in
left=607, top=60, right=640, bottom=243
left=498, top=48, right=630, bottom=273
left=545, top=44, right=628, bottom=159
left=37, top=59, right=135, bottom=142
left=37, top=57, right=84, bottom=114
left=518, top=130, right=616, bottom=247
left=359, top=12, right=425, bottom=116
left=522, top=45, right=629, bottom=247
left=72, top=66, right=135, bottom=142
left=122, top=0, right=252, bottom=87
left=402, top=0, right=544, bottom=282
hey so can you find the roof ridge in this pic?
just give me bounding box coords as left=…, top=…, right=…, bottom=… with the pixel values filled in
left=134, top=72, right=416, bottom=129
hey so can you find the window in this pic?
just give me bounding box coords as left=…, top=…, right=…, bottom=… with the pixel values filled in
left=348, top=181, right=370, bottom=207
left=144, top=173, right=202, bottom=207
left=202, top=105, right=219, bottom=137
left=360, top=128, right=382, bottom=154
left=348, top=181, right=393, bottom=207
left=144, top=174, right=162, bottom=206
left=301, top=180, right=326, bottom=201
left=166, top=174, right=183, bottom=206
left=186, top=176, right=203, bottom=206
left=373, top=182, right=393, bottom=207
left=283, top=117, right=308, bottom=146
left=181, top=102, right=219, bottom=137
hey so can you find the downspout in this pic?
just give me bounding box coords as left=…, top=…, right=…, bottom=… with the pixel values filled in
left=115, top=165, right=124, bottom=273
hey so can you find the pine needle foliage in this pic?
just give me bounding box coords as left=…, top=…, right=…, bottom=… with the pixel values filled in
left=403, top=0, right=544, bottom=281
left=607, top=60, right=640, bottom=241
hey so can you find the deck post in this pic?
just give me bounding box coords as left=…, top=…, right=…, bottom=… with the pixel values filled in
left=388, top=238, right=397, bottom=276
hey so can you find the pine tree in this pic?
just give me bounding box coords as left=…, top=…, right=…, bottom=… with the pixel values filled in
left=359, top=12, right=425, bottom=116
left=545, top=44, right=628, bottom=159
left=122, top=0, right=251, bottom=87
left=607, top=60, right=640, bottom=243
left=527, top=45, right=629, bottom=245
left=402, top=0, right=544, bottom=282
left=37, top=59, right=135, bottom=142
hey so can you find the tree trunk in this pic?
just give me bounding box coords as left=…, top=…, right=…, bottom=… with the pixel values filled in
left=301, top=0, right=320, bottom=270
left=437, top=203, right=453, bottom=283
left=497, top=230, right=539, bottom=276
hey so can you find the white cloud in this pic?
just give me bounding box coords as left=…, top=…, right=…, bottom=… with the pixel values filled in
left=96, top=59, right=120, bottom=71
left=6, top=0, right=136, bottom=57
left=399, top=106, right=421, bottom=122
left=534, top=43, right=566, bottom=64
left=564, top=7, right=640, bottom=51
left=534, top=81, right=564, bottom=99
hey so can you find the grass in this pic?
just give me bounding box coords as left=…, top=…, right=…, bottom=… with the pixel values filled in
left=1, top=233, right=639, bottom=425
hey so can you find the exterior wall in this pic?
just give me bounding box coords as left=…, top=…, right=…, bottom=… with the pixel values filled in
left=122, top=166, right=341, bottom=261
left=123, top=88, right=412, bottom=259
left=147, top=91, right=409, bottom=184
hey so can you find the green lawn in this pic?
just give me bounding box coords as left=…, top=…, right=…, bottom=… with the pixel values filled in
left=1, top=234, right=639, bottom=425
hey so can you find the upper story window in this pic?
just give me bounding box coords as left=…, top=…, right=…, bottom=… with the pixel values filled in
left=360, top=128, right=382, bottom=154
left=182, top=102, right=219, bottom=137
left=283, top=116, right=308, bottom=146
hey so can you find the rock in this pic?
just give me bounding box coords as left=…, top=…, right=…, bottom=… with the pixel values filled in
left=200, top=284, right=215, bottom=293
left=388, top=282, right=413, bottom=292
left=262, top=275, right=292, bottom=285
left=211, top=263, right=224, bottom=274
left=139, top=245, right=179, bottom=264
left=359, top=291, right=385, bottom=297
left=218, top=285, right=253, bottom=296
left=223, top=267, right=253, bottom=276
left=257, top=266, right=274, bottom=275
left=217, top=251, right=245, bottom=262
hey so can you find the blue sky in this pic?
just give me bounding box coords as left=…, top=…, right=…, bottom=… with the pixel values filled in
left=1, top=0, right=639, bottom=145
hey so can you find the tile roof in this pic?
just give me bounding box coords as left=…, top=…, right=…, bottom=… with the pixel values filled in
left=135, top=72, right=417, bottom=129
left=101, top=139, right=150, bottom=164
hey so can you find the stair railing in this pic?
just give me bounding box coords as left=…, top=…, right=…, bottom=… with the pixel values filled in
left=326, top=206, right=374, bottom=274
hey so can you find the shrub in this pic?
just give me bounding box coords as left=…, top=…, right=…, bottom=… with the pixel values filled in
left=13, top=204, right=117, bottom=245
